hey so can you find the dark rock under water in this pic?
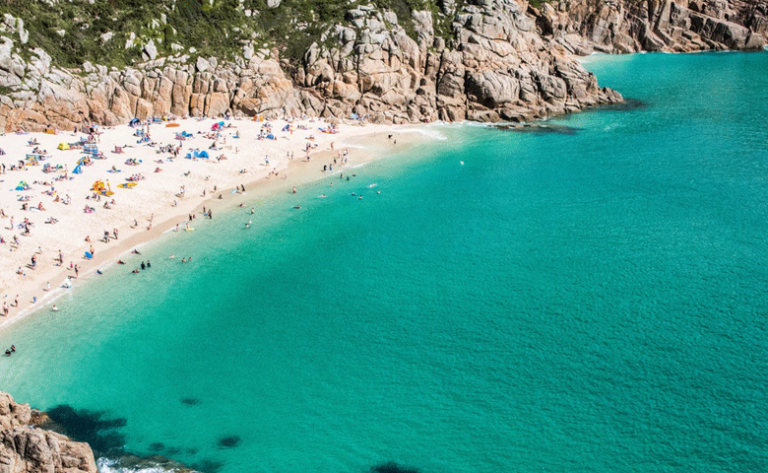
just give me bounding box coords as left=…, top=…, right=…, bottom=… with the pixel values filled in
left=494, top=123, right=582, bottom=135
left=217, top=435, right=241, bottom=448
left=371, top=462, right=420, bottom=473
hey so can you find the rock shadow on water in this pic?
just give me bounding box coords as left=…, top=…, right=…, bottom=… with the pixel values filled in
left=370, top=462, right=420, bottom=473
left=217, top=435, right=241, bottom=448
left=590, top=97, right=646, bottom=112
left=43, top=404, right=127, bottom=456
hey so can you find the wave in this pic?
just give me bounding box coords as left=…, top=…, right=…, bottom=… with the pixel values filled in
left=97, top=458, right=177, bottom=473
left=394, top=128, right=447, bottom=140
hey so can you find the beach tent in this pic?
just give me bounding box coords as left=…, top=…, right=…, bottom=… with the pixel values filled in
left=57, top=142, right=69, bottom=151
left=129, top=118, right=140, bottom=127
left=15, top=181, right=29, bottom=191
left=266, top=134, right=275, bottom=140
left=73, top=164, right=83, bottom=174
left=198, top=151, right=210, bottom=159
left=219, top=121, right=225, bottom=127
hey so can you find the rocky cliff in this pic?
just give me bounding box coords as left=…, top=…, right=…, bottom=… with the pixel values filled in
left=0, top=0, right=764, bottom=131
left=537, top=0, right=767, bottom=54
left=0, top=392, right=97, bottom=473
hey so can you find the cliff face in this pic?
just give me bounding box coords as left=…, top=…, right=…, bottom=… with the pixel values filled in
left=537, top=0, right=767, bottom=54
left=0, top=0, right=622, bottom=130
left=0, top=392, right=97, bottom=473
left=0, top=0, right=764, bottom=131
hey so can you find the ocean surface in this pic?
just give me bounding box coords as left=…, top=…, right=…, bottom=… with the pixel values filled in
left=1, top=52, right=767, bottom=473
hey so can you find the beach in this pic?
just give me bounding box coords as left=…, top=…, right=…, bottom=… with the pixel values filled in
left=0, top=116, right=414, bottom=329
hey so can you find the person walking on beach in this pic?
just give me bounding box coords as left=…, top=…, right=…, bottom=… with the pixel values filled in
left=74, top=265, right=79, bottom=278
left=113, top=228, right=119, bottom=240
left=2, top=301, right=8, bottom=316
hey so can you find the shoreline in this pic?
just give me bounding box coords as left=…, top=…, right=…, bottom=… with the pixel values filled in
left=0, top=118, right=435, bottom=332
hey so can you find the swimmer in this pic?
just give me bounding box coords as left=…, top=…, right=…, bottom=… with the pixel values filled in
left=318, top=194, right=327, bottom=198
left=250, top=208, right=255, bottom=214
left=239, top=203, right=245, bottom=208
left=96, top=270, right=103, bottom=275
left=358, top=196, right=363, bottom=200
left=52, top=304, right=58, bottom=312
left=132, top=249, right=141, bottom=255
left=169, top=255, right=175, bottom=259
left=293, top=205, right=301, bottom=209
left=377, top=190, right=381, bottom=194
left=117, top=260, right=125, bottom=265
left=132, top=269, right=140, bottom=274
left=292, top=186, right=297, bottom=194
left=460, top=161, right=464, bottom=165
left=146, top=260, right=151, bottom=268
left=351, top=192, right=356, bottom=196
left=140, top=261, right=146, bottom=270
left=182, top=257, right=186, bottom=263
left=10, top=345, right=15, bottom=352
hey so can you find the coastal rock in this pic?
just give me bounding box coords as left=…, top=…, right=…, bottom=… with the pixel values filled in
left=0, top=392, right=97, bottom=473
left=6, top=0, right=757, bottom=130
left=549, top=0, right=767, bottom=53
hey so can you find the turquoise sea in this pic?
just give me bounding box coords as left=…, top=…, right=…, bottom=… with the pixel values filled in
left=1, top=52, right=767, bottom=473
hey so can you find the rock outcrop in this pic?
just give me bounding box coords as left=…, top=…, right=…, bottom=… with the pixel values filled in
left=0, top=0, right=764, bottom=131
left=0, top=392, right=97, bottom=473
left=535, top=0, right=767, bottom=54
left=0, top=0, right=621, bottom=131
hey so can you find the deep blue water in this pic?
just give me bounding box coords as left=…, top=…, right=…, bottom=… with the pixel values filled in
left=1, top=51, right=767, bottom=473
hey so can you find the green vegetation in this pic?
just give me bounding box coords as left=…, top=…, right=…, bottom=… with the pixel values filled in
left=0, top=0, right=463, bottom=68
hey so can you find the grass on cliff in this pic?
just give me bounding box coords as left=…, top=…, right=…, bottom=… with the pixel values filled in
left=0, top=0, right=459, bottom=68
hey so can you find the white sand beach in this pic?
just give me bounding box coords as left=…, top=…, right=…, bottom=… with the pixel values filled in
left=0, top=116, right=413, bottom=328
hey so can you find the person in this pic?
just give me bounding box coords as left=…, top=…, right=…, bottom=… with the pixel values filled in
left=52, top=304, right=58, bottom=312
left=117, top=260, right=125, bottom=265
left=250, top=208, right=255, bottom=214
left=292, top=186, right=297, bottom=194
left=4, top=349, right=10, bottom=356
left=181, top=257, right=186, bottom=263
left=146, top=260, right=151, bottom=268
left=140, top=261, right=146, bottom=270
left=132, top=249, right=141, bottom=255
left=132, top=269, right=140, bottom=274
left=10, top=345, right=15, bottom=352
left=96, top=269, right=102, bottom=275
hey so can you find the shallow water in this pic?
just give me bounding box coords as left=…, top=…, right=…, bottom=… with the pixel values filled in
left=2, top=51, right=768, bottom=473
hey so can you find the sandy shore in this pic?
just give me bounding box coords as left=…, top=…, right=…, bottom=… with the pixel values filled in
left=0, top=116, right=429, bottom=330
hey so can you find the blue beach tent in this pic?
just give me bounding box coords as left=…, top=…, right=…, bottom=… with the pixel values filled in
left=73, top=164, right=83, bottom=174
